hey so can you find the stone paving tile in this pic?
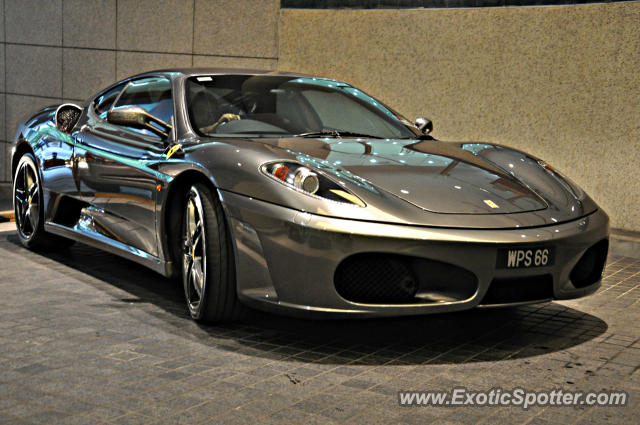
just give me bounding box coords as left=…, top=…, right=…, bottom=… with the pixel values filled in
left=0, top=230, right=639, bottom=424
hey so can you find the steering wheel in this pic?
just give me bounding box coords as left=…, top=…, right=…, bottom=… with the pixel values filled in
left=200, top=113, right=241, bottom=133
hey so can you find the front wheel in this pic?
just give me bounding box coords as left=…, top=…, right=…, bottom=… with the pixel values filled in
left=181, top=183, right=243, bottom=322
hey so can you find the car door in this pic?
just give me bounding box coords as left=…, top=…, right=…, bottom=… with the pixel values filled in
left=73, top=76, right=174, bottom=257
left=38, top=118, right=77, bottom=222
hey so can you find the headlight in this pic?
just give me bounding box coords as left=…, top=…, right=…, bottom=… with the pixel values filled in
left=262, top=161, right=365, bottom=207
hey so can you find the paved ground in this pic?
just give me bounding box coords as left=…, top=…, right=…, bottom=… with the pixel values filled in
left=0, top=224, right=638, bottom=425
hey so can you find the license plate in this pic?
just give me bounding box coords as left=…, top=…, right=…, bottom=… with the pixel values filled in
left=497, top=247, right=555, bottom=269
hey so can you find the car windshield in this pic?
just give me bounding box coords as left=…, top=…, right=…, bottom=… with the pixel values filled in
left=185, top=75, right=422, bottom=139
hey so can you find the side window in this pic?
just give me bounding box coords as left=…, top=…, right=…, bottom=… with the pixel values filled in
left=94, top=84, right=125, bottom=119
left=112, top=77, right=173, bottom=138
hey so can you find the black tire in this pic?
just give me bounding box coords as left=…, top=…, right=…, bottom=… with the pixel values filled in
left=13, top=153, right=75, bottom=250
left=181, top=182, right=243, bottom=322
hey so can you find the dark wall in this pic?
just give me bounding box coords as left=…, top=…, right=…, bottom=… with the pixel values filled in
left=281, top=0, right=633, bottom=8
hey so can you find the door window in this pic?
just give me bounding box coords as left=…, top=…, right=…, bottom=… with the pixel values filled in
left=94, top=84, right=126, bottom=119
left=112, top=77, right=173, bottom=138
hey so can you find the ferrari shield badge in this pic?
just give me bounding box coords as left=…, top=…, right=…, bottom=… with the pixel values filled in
left=483, top=199, right=499, bottom=209
left=165, top=143, right=183, bottom=159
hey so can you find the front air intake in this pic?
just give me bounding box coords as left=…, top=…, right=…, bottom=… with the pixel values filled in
left=334, top=255, right=418, bottom=303
left=334, top=254, right=478, bottom=304
left=570, top=239, right=609, bottom=289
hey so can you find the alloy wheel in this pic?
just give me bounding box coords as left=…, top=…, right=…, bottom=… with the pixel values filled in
left=183, top=187, right=207, bottom=314
left=14, top=161, right=40, bottom=240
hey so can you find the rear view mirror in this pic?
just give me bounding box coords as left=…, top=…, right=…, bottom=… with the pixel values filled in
left=107, top=106, right=172, bottom=138
left=415, top=116, right=433, bottom=134
left=55, top=104, right=83, bottom=134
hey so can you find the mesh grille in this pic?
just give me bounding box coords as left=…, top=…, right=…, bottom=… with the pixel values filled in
left=56, top=107, right=81, bottom=133
left=334, top=254, right=419, bottom=303
left=570, top=239, right=608, bottom=289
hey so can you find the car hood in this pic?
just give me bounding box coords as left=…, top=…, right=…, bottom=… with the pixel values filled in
left=336, top=143, right=547, bottom=215
left=256, top=137, right=562, bottom=215
left=181, top=136, right=596, bottom=228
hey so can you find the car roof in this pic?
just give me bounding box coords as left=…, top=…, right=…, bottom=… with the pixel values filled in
left=128, top=68, right=313, bottom=80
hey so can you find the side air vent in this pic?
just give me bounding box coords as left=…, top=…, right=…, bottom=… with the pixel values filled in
left=51, top=196, right=87, bottom=227
left=570, top=239, right=609, bottom=289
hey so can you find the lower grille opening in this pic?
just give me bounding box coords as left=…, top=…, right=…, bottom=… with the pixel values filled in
left=570, top=239, right=609, bottom=289
left=334, top=253, right=478, bottom=304
left=480, top=274, right=553, bottom=305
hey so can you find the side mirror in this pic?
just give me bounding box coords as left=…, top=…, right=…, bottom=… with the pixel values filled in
left=107, top=106, right=172, bottom=138
left=415, top=117, right=433, bottom=134
left=55, top=104, right=83, bottom=134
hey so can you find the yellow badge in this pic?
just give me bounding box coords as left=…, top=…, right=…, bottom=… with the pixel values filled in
left=165, top=144, right=182, bottom=159
left=483, top=199, right=499, bottom=209
left=329, top=189, right=366, bottom=208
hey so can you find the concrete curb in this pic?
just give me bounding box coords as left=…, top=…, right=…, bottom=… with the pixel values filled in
left=610, top=229, right=640, bottom=259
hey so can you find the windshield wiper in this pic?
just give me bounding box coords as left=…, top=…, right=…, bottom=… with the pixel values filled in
left=294, top=130, right=383, bottom=139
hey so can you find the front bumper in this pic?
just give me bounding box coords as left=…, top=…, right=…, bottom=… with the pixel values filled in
left=220, top=190, right=609, bottom=318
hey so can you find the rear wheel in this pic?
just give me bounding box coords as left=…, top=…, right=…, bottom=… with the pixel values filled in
left=13, top=154, right=74, bottom=249
left=181, top=183, right=242, bottom=322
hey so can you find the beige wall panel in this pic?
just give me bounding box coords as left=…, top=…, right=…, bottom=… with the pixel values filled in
left=1, top=94, right=4, bottom=182
left=63, top=0, right=116, bottom=49
left=117, top=0, right=193, bottom=54
left=279, top=3, right=640, bottom=231
left=0, top=0, right=4, bottom=43
left=5, top=0, right=62, bottom=46
left=6, top=143, right=12, bottom=182
left=6, top=143, right=14, bottom=182
left=116, top=51, right=192, bottom=80
left=0, top=94, right=5, bottom=142
left=192, top=55, right=277, bottom=70
left=194, top=0, right=278, bottom=58
left=1, top=142, right=6, bottom=183
left=3, top=142, right=12, bottom=182
left=6, top=45, right=62, bottom=98
left=63, top=49, right=116, bottom=100
left=5, top=95, right=60, bottom=143
left=0, top=142, right=6, bottom=184
left=5, top=143, right=14, bottom=182
left=0, top=45, right=4, bottom=93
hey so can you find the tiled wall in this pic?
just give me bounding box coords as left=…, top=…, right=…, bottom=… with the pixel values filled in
left=279, top=2, right=640, bottom=231
left=0, top=0, right=279, bottom=183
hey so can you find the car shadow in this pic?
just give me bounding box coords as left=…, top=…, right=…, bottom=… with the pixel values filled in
left=5, top=233, right=608, bottom=366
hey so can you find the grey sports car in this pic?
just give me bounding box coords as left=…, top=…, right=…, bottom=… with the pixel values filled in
left=11, top=69, right=609, bottom=322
